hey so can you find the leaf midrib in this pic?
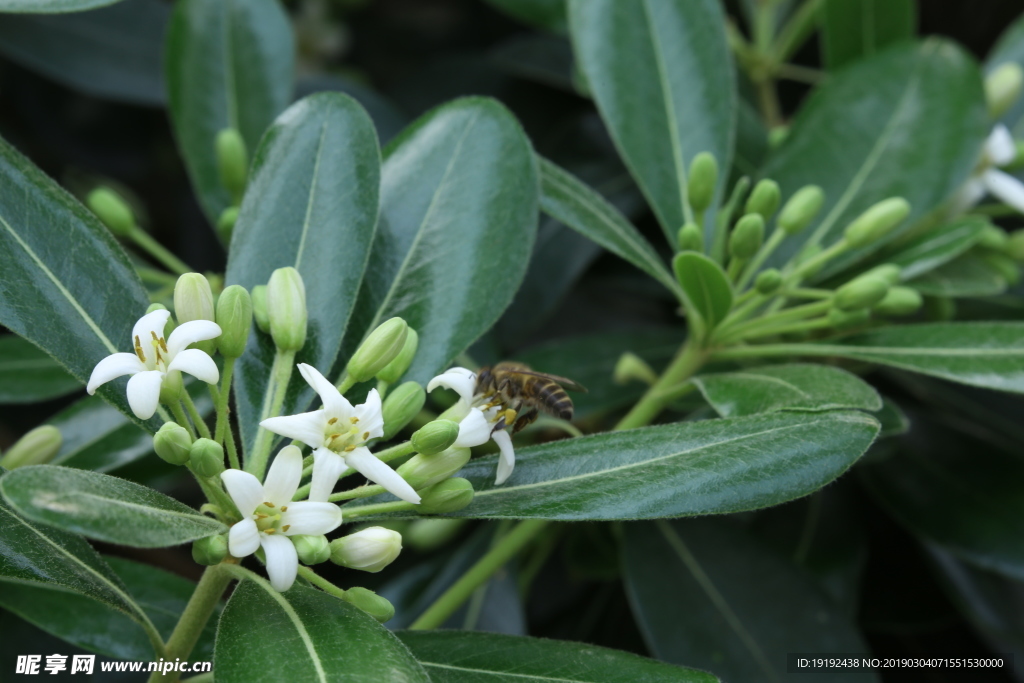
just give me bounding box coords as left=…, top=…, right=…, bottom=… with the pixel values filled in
left=418, top=661, right=601, bottom=682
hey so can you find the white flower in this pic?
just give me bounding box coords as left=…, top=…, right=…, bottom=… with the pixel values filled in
left=87, top=309, right=221, bottom=419
left=220, top=445, right=341, bottom=592
left=427, top=367, right=516, bottom=485
left=259, top=364, right=420, bottom=504
left=956, top=125, right=1024, bottom=215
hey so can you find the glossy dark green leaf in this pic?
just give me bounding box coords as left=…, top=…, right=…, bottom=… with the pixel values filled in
left=0, top=133, right=152, bottom=428
left=568, top=0, right=735, bottom=245
left=483, top=0, right=566, bottom=33
left=907, top=251, right=1007, bottom=297
left=0, top=334, right=80, bottom=404
left=398, top=630, right=718, bottom=682
left=0, top=466, right=224, bottom=547
left=0, top=0, right=123, bottom=11
left=987, top=12, right=1024, bottom=135
left=762, top=41, right=988, bottom=275
left=349, top=98, right=538, bottom=386
left=539, top=157, right=683, bottom=299
left=296, top=74, right=407, bottom=144
left=215, top=580, right=429, bottom=683
left=820, top=0, right=916, bottom=70
left=225, top=93, right=381, bottom=456
left=882, top=216, right=988, bottom=280
left=165, top=0, right=294, bottom=223
left=624, top=519, right=877, bottom=682
left=692, top=363, right=881, bottom=417
left=673, top=252, right=733, bottom=330
left=0, top=0, right=166, bottom=106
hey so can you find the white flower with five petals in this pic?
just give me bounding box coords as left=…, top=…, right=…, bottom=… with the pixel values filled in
left=220, top=445, right=342, bottom=592
left=956, top=125, right=1024, bottom=215
left=86, top=309, right=221, bottom=419
left=260, top=364, right=420, bottom=504
left=427, top=367, right=516, bottom=485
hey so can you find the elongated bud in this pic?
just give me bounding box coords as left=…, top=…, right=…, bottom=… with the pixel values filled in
left=154, top=422, right=193, bottom=466
left=251, top=285, right=270, bottom=333
left=377, top=328, right=419, bottom=384
left=267, top=267, right=307, bottom=352
left=293, top=535, right=331, bottom=565
left=983, top=252, right=1021, bottom=285
left=873, top=286, right=923, bottom=316
left=418, top=477, right=474, bottom=514
left=347, top=318, right=409, bottom=383
left=381, top=382, right=426, bottom=440
left=833, top=275, right=890, bottom=312
left=174, top=273, right=217, bottom=356
left=216, top=128, right=249, bottom=199
left=397, top=445, right=470, bottom=489
left=87, top=188, right=136, bottom=237
left=341, top=587, right=395, bottom=622
left=613, top=352, right=657, bottom=385
left=216, top=285, right=252, bottom=358
left=190, top=438, right=225, bottom=478
left=729, top=213, right=765, bottom=260
left=778, top=185, right=825, bottom=235
left=986, top=63, right=1024, bottom=119
left=0, top=425, right=62, bottom=469
left=827, top=307, right=871, bottom=329
left=217, top=206, right=239, bottom=245
left=687, top=152, right=718, bottom=215
left=404, top=518, right=468, bottom=551
left=843, top=198, right=910, bottom=248
left=978, top=224, right=1009, bottom=251
left=744, top=179, right=781, bottom=221
left=330, top=527, right=402, bottom=573
left=192, top=534, right=228, bottom=565
left=754, top=268, right=782, bottom=294
left=410, top=420, right=460, bottom=457
left=677, top=222, right=703, bottom=252
left=863, top=263, right=902, bottom=286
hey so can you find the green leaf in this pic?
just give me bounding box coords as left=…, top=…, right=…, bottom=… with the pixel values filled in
left=907, top=251, right=1008, bottom=297
left=0, top=334, right=80, bottom=404
left=215, top=580, right=429, bottom=683
left=568, top=0, right=735, bottom=245
left=672, top=252, right=733, bottom=330
left=820, top=0, right=916, bottom=71
left=692, top=363, right=882, bottom=417
left=0, top=133, right=152, bottom=428
left=881, top=216, right=988, bottom=280
left=539, top=156, right=683, bottom=299
left=397, top=630, right=718, bottom=682
left=762, top=41, right=988, bottom=275
left=349, top=97, right=539, bottom=385
left=225, top=92, right=381, bottom=456
left=0, top=466, right=225, bottom=547
left=0, top=0, right=167, bottom=106
left=0, top=0, right=124, bottom=12
left=986, top=12, right=1024, bottom=135
left=482, top=0, right=566, bottom=33
left=48, top=396, right=152, bottom=472
left=623, top=519, right=877, bottom=682
left=165, top=0, right=294, bottom=223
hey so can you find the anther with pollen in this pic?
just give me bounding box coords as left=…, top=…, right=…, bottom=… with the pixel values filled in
left=264, top=502, right=275, bottom=508
left=328, top=417, right=338, bottom=425
left=344, top=445, right=356, bottom=452
left=281, top=525, right=290, bottom=532
left=134, top=335, right=146, bottom=362
left=280, top=506, right=287, bottom=512
left=350, top=417, right=359, bottom=424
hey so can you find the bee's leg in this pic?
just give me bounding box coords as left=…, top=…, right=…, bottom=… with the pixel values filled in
left=512, top=408, right=538, bottom=434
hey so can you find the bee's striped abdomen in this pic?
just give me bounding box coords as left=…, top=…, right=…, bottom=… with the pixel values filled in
left=538, top=382, right=574, bottom=420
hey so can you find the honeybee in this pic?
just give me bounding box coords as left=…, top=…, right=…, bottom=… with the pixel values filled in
left=476, top=361, right=587, bottom=434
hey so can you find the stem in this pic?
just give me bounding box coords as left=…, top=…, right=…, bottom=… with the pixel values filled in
left=181, top=394, right=211, bottom=440
left=341, top=499, right=419, bottom=520
left=170, top=402, right=196, bottom=440
left=297, top=566, right=348, bottom=600
left=615, top=338, right=708, bottom=431
left=214, top=357, right=236, bottom=447
left=409, top=519, right=549, bottom=630
left=774, top=0, right=824, bottom=63
left=728, top=315, right=833, bottom=342
left=129, top=227, right=191, bottom=276
left=137, top=267, right=178, bottom=286
left=711, top=177, right=750, bottom=264
left=336, top=373, right=356, bottom=394
left=737, top=228, right=786, bottom=290
left=776, top=63, right=825, bottom=85
left=247, top=350, right=295, bottom=479
left=329, top=484, right=386, bottom=503
left=715, top=299, right=831, bottom=344
left=711, top=342, right=831, bottom=362
left=756, top=79, right=784, bottom=129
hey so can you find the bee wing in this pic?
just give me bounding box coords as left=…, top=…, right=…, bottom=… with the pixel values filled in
left=511, top=369, right=588, bottom=393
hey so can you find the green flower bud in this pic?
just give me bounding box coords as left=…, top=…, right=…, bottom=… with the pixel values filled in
left=381, top=381, right=426, bottom=441
left=347, top=317, right=409, bottom=383
left=251, top=285, right=270, bottom=333
left=403, top=518, right=468, bottom=552
left=0, top=425, right=62, bottom=469
left=827, top=307, right=871, bottom=329
left=418, top=477, right=475, bottom=514
left=833, top=275, right=890, bottom=312
left=217, top=206, right=239, bottom=245
left=863, top=263, right=902, bottom=286
left=873, top=286, right=923, bottom=316
left=613, top=351, right=658, bottom=385
left=986, top=62, right=1024, bottom=119
left=292, top=534, right=331, bottom=565
left=410, top=420, right=460, bottom=457
left=677, top=222, right=703, bottom=252
left=267, top=267, right=307, bottom=352
left=376, top=328, right=419, bottom=384
left=729, top=213, right=765, bottom=260
left=744, top=179, right=781, bottom=221
left=153, top=422, right=193, bottom=466
left=768, top=125, right=789, bottom=149
left=330, top=526, right=402, bottom=572
left=158, top=369, right=183, bottom=404
left=778, top=186, right=825, bottom=235
left=843, top=198, right=910, bottom=248
left=1005, top=231, right=1024, bottom=262
left=87, top=188, right=136, bottom=237
left=192, top=534, right=228, bottom=566
left=977, top=224, right=1009, bottom=251
left=341, top=587, right=395, bottom=623
left=983, top=252, right=1021, bottom=285
left=397, top=445, right=470, bottom=489
left=686, top=152, right=718, bottom=215
left=215, top=285, right=252, bottom=358
left=216, top=128, right=249, bottom=199
left=189, top=438, right=225, bottom=478
left=174, top=273, right=217, bottom=356
left=754, top=268, right=783, bottom=294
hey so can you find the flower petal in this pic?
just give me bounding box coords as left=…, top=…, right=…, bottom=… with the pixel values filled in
left=309, top=448, right=346, bottom=503
left=352, top=389, right=384, bottom=441
left=220, top=469, right=265, bottom=516
left=298, top=363, right=353, bottom=418
left=166, top=320, right=222, bottom=358
left=280, top=502, right=342, bottom=535
left=263, top=445, right=303, bottom=504
left=983, top=169, right=1024, bottom=214
left=951, top=178, right=987, bottom=214
left=228, top=518, right=260, bottom=557
left=261, top=533, right=299, bottom=592
left=125, top=370, right=164, bottom=419
left=427, top=367, right=477, bottom=404
left=87, top=353, right=145, bottom=394
left=260, top=410, right=327, bottom=449
left=988, top=125, right=1017, bottom=167
left=492, top=429, right=516, bottom=485
left=167, top=348, right=219, bottom=384
left=345, top=447, right=420, bottom=504
left=132, top=309, right=170, bottom=357
left=454, top=408, right=492, bottom=448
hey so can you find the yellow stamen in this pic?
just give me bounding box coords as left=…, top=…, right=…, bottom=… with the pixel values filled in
left=344, top=445, right=356, bottom=452
left=504, top=409, right=517, bottom=424
left=280, top=505, right=288, bottom=512
left=158, top=337, right=168, bottom=353
left=328, top=417, right=338, bottom=425
left=264, top=502, right=275, bottom=508
left=363, top=431, right=369, bottom=440
left=350, top=416, right=359, bottom=424
left=134, top=335, right=146, bottom=363
left=255, top=514, right=269, bottom=520
left=281, top=525, right=290, bottom=533
left=264, top=528, right=275, bottom=534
